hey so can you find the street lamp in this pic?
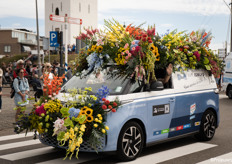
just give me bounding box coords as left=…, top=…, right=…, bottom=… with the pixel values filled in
left=35, top=0, right=41, bottom=76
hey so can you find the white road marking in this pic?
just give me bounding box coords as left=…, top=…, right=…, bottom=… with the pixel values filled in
left=197, top=152, right=232, bottom=164
left=0, top=147, right=56, bottom=161
left=0, top=140, right=41, bottom=151
left=36, top=153, right=102, bottom=164
left=117, top=143, right=217, bottom=164
left=0, top=132, right=35, bottom=142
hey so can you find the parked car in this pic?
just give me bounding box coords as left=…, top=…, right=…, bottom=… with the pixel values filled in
left=40, top=68, right=219, bottom=161
left=222, top=53, right=232, bottom=99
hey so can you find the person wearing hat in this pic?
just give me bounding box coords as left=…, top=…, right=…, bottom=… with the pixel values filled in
left=0, top=68, right=3, bottom=112
left=40, top=63, right=54, bottom=86
left=13, top=59, right=28, bottom=79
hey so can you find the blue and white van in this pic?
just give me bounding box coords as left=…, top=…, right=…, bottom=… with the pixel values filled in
left=222, top=53, right=232, bottom=99
left=44, top=68, right=219, bottom=161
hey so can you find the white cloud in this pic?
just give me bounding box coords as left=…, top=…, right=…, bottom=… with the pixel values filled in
left=158, top=23, right=174, bottom=28
left=99, top=0, right=231, bottom=16
left=12, top=23, right=21, bottom=27
left=0, top=0, right=44, bottom=19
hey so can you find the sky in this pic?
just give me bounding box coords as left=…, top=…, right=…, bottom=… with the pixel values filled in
left=0, top=0, right=231, bottom=51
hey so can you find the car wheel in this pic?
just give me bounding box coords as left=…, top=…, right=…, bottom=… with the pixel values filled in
left=228, top=86, right=232, bottom=99
left=195, top=110, right=216, bottom=141
left=117, top=121, right=144, bottom=161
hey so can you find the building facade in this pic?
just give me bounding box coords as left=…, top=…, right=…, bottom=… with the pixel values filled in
left=45, top=0, right=98, bottom=45
left=0, top=29, right=41, bottom=56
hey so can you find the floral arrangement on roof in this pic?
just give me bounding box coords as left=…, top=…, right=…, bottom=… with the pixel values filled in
left=75, top=19, right=223, bottom=82
left=14, top=83, right=120, bottom=160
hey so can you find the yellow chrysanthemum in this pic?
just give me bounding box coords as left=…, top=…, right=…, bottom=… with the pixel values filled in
left=105, top=126, right=109, bottom=130
left=94, top=124, right=98, bottom=128
left=102, top=129, right=106, bottom=134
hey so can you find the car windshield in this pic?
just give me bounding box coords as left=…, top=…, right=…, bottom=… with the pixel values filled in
left=61, top=70, right=129, bottom=95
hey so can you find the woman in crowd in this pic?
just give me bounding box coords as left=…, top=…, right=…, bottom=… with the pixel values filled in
left=13, top=68, right=30, bottom=121
left=40, top=62, right=54, bottom=81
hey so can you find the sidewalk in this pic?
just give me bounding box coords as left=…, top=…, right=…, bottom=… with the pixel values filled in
left=0, top=87, right=34, bottom=136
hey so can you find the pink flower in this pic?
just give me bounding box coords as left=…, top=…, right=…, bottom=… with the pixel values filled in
left=121, top=52, right=125, bottom=55
left=132, top=47, right=136, bottom=51
left=124, top=43, right=129, bottom=49
left=125, top=50, right=129, bottom=54
left=35, top=105, right=46, bottom=116
left=125, top=56, right=129, bottom=60
left=132, top=41, right=135, bottom=45
left=193, top=51, right=201, bottom=61
left=128, top=53, right=132, bottom=57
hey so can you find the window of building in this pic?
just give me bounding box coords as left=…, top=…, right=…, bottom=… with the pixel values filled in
left=88, top=4, right=90, bottom=13
left=4, top=46, right=11, bottom=53
left=55, top=8, right=59, bottom=15
left=79, top=3, right=81, bottom=12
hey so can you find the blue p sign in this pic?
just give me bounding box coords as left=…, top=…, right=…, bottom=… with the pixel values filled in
left=50, top=31, right=59, bottom=47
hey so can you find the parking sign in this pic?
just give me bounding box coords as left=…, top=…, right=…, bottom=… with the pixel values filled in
left=50, top=31, right=59, bottom=47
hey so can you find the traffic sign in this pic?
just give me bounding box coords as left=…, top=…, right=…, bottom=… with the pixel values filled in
left=49, top=14, right=65, bottom=23
left=68, top=17, right=82, bottom=25
left=50, top=31, right=59, bottom=47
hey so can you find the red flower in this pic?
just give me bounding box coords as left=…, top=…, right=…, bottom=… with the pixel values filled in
left=142, top=37, right=147, bottom=42
left=105, top=100, right=110, bottom=105
left=113, top=102, right=117, bottom=107
left=148, top=40, right=153, bottom=43
left=135, top=36, right=140, bottom=40
left=135, top=46, right=141, bottom=52
left=112, top=108, right=116, bottom=112
left=102, top=105, right=107, bottom=110
left=102, top=98, right=106, bottom=101
left=142, top=34, right=147, bottom=38
left=147, top=37, right=151, bottom=40
left=108, top=105, right=112, bottom=109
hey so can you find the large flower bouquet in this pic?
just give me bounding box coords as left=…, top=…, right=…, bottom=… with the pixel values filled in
left=161, top=29, right=224, bottom=76
left=14, top=74, right=120, bottom=159
left=76, top=19, right=160, bottom=83
left=75, top=19, right=223, bottom=82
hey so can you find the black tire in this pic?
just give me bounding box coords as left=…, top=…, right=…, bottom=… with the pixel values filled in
left=117, top=121, right=144, bottom=161
left=227, top=85, right=232, bottom=99
left=195, top=110, right=217, bottom=141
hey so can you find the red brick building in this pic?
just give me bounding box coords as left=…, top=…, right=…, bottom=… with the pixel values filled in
left=0, top=29, right=42, bottom=56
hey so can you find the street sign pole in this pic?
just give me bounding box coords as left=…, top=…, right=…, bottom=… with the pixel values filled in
left=35, top=0, right=41, bottom=76
left=65, top=14, right=68, bottom=73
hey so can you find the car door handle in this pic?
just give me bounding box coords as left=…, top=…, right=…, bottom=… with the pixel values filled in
left=169, top=98, right=175, bottom=102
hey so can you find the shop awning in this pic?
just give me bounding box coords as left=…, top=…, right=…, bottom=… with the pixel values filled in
left=22, top=46, right=31, bottom=52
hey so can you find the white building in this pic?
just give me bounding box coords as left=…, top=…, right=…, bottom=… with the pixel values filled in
left=45, top=0, right=98, bottom=45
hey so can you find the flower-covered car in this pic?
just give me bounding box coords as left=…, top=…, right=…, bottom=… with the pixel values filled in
left=51, top=67, right=219, bottom=161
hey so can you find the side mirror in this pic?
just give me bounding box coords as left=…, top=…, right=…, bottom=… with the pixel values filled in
left=150, top=81, right=164, bottom=91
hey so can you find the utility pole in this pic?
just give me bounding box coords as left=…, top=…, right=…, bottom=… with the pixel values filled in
left=35, top=0, right=41, bottom=76
left=230, top=0, right=232, bottom=52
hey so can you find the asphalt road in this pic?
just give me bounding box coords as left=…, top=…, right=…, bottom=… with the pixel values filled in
left=0, top=89, right=231, bottom=164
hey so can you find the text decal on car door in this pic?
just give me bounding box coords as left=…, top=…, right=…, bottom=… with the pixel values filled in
left=153, top=104, right=170, bottom=116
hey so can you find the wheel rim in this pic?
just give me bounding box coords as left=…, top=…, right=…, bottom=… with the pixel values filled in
left=228, top=89, right=232, bottom=98
left=203, top=113, right=216, bottom=138
left=122, top=126, right=142, bottom=157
